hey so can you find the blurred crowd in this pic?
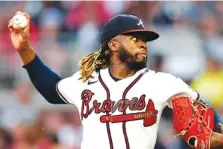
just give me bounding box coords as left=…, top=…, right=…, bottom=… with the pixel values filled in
left=0, top=1, right=223, bottom=149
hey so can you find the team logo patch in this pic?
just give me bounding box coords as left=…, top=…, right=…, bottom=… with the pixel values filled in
left=81, top=90, right=158, bottom=127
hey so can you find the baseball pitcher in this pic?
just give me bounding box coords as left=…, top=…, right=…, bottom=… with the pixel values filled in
left=9, top=11, right=223, bottom=149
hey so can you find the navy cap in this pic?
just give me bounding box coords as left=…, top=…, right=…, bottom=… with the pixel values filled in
left=101, top=14, right=159, bottom=44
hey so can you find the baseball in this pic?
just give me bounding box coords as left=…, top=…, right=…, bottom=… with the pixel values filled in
left=12, top=14, right=28, bottom=29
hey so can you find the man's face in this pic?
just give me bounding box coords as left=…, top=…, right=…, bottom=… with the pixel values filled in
left=117, top=33, right=148, bottom=70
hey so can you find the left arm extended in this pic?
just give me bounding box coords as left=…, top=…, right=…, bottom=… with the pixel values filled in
left=171, top=94, right=223, bottom=148
left=200, top=99, right=223, bottom=129
left=199, top=99, right=223, bottom=148
left=199, top=99, right=223, bottom=133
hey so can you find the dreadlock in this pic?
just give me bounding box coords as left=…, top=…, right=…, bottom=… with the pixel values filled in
left=78, top=43, right=110, bottom=82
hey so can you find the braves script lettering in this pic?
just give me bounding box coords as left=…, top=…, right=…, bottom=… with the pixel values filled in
left=81, top=90, right=158, bottom=127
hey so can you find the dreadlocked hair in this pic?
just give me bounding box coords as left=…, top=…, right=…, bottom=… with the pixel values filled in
left=78, top=43, right=110, bottom=82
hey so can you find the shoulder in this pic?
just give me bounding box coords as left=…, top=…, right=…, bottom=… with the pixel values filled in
left=59, top=71, right=82, bottom=86
left=145, top=70, right=179, bottom=83
left=57, top=71, right=82, bottom=94
left=56, top=70, right=99, bottom=104
left=145, top=70, right=191, bottom=94
left=58, top=70, right=99, bottom=88
left=155, top=71, right=177, bottom=79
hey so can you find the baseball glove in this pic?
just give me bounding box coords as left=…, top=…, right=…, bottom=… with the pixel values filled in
left=172, top=95, right=215, bottom=149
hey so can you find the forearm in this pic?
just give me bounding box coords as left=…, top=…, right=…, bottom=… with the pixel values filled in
left=23, top=55, right=66, bottom=104
left=9, top=12, right=66, bottom=104
left=18, top=45, right=35, bottom=65
left=211, top=132, right=223, bottom=148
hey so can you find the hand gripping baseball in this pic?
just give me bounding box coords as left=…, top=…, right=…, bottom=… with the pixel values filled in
left=8, top=11, right=30, bottom=51
left=172, top=95, right=214, bottom=149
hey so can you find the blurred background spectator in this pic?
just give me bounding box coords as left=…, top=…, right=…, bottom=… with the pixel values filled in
left=0, top=1, right=223, bottom=149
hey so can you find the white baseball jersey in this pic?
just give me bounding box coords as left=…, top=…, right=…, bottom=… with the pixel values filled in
left=56, top=68, right=198, bottom=149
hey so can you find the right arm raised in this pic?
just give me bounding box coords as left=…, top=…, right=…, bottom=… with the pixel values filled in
left=8, top=11, right=35, bottom=65
left=9, top=11, right=66, bottom=104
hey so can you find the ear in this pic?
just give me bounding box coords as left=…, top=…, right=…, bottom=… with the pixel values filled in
left=108, top=39, right=119, bottom=52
